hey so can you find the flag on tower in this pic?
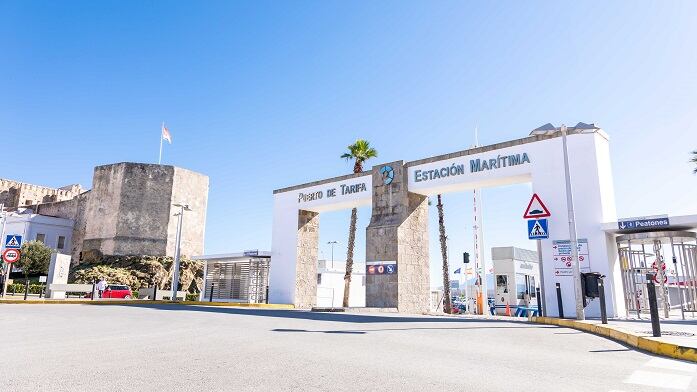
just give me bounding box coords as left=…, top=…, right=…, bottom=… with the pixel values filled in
left=162, top=124, right=172, bottom=144
left=454, top=268, right=461, bottom=274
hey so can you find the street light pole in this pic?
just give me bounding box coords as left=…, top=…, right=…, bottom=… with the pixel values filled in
left=0, top=204, right=7, bottom=298
left=171, top=203, right=191, bottom=301
left=560, top=124, right=585, bottom=320
left=327, top=241, right=338, bottom=269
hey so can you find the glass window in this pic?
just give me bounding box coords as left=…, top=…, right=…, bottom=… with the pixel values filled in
left=36, top=233, right=46, bottom=243
left=515, top=274, right=526, bottom=299
left=57, top=236, right=66, bottom=249
left=317, top=273, right=322, bottom=285
left=528, top=276, right=536, bottom=298
left=496, top=275, right=508, bottom=293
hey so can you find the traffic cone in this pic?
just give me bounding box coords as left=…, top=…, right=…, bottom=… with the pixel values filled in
left=505, top=302, right=511, bottom=317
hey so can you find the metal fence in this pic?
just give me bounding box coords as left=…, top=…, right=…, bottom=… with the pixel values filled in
left=617, top=231, right=697, bottom=319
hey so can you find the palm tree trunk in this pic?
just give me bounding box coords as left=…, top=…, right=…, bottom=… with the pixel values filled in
left=343, top=207, right=358, bottom=307
left=437, top=194, right=452, bottom=314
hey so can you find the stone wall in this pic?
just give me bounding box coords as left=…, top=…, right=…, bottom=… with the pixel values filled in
left=0, top=178, right=83, bottom=208
left=37, top=162, right=209, bottom=264
left=37, top=191, right=90, bottom=264
left=167, top=167, right=209, bottom=257
left=295, top=209, right=319, bottom=309
left=366, top=160, right=430, bottom=312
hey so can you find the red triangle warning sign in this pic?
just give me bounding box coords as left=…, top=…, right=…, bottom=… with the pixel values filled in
left=524, top=193, right=551, bottom=219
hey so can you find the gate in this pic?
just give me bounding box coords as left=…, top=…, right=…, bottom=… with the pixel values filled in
left=617, top=231, right=697, bottom=319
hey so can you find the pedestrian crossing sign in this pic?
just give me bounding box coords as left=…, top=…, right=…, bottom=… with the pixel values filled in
left=528, top=219, right=549, bottom=240
left=4, top=235, right=22, bottom=249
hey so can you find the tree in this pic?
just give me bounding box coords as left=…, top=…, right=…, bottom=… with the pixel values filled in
left=17, top=241, right=52, bottom=281
left=692, top=150, right=697, bottom=173
left=436, top=195, right=452, bottom=314
left=340, top=139, right=378, bottom=307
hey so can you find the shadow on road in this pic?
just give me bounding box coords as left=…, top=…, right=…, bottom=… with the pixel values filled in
left=117, top=304, right=559, bottom=326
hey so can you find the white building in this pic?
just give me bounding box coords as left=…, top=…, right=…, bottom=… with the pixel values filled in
left=492, top=246, right=540, bottom=315
left=316, top=259, right=366, bottom=308
left=193, top=251, right=271, bottom=303
left=1, top=209, right=74, bottom=255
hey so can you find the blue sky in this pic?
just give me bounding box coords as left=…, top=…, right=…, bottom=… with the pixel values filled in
left=2, top=2, right=696, bottom=285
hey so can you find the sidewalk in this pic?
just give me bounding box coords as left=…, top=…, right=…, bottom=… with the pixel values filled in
left=530, top=316, right=697, bottom=362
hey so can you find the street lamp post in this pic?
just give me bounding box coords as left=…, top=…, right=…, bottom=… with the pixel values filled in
left=327, top=241, right=338, bottom=269
left=171, top=203, right=192, bottom=301
left=560, top=124, right=585, bottom=320
left=0, top=204, right=7, bottom=298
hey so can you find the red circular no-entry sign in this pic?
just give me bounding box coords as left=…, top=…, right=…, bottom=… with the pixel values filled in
left=2, top=248, right=21, bottom=264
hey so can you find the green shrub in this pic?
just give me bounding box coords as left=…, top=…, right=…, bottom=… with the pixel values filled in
left=186, top=293, right=198, bottom=301
left=6, top=283, right=44, bottom=295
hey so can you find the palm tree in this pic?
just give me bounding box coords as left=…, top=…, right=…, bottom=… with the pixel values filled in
left=692, top=151, right=697, bottom=173
left=341, top=139, right=378, bottom=308
left=436, top=194, right=452, bottom=314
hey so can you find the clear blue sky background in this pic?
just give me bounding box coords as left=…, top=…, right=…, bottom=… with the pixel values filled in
left=2, top=2, right=696, bottom=287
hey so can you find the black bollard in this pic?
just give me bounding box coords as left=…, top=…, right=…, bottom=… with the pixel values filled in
left=23, top=279, right=29, bottom=301
left=646, top=273, right=661, bottom=337
left=536, top=287, right=543, bottom=317
left=209, top=283, right=215, bottom=302
left=265, top=285, right=270, bottom=304
left=91, top=282, right=96, bottom=301
left=598, top=278, right=608, bottom=324
left=153, top=285, right=158, bottom=301
left=556, top=283, right=564, bottom=319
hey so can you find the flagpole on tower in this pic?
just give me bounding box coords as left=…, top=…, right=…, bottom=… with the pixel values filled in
left=159, top=122, right=164, bottom=165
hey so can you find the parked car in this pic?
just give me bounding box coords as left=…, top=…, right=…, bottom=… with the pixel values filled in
left=102, top=285, right=133, bottom=299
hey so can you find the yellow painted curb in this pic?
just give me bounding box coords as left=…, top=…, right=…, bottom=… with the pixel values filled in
left=530, top=316, right=697, bottom=363
left=0, top=299, right=295, bottom=309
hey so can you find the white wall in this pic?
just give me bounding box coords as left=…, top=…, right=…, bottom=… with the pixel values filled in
left=316, top=267, right=366, bottom=308
left=2, top=213, right=74, bottom=256
left=269, top=175, right=372, bottom=305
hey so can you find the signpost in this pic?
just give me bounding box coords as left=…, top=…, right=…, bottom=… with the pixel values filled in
left=524, top=194, right=551, bottom=318
left=527, top=219, right=549, bottom=240
left=2, top=248, right=21, bottom=264
left=618, top=215, right=670, bottom=231
left=4, top=235, right=22, bottom=249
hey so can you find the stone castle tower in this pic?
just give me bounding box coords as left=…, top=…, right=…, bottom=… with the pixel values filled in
left=37, top=162, right=209, bottom=264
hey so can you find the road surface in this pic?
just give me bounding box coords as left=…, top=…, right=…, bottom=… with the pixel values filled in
left=1, top=304, right=695, bottom=391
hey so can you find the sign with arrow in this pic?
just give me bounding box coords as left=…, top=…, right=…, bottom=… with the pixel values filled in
left=523, top=193, right=551, bottom=219
left=617, top=215, right=669, bottom=231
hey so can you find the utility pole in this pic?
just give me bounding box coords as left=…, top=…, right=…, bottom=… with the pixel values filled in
left=560, top=124, right=585, bottom=320
left=171, top=203, right=191, bottom=301
left=327, top=241, right=338, bottom=269
left=0, top=204, right=7, bottom=298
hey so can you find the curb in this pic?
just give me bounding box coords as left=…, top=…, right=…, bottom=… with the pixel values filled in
left=0, top=299, right=295, bottom=309
left=531, top=316, right=697, bottom=363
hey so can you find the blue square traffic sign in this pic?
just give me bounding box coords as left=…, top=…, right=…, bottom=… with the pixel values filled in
left=527, top=219, right=549, bottom=240
left=4, top=235, right=23, bottom=249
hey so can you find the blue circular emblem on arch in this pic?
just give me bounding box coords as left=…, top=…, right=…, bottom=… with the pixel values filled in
left=380, top=165, right=394, bottom=185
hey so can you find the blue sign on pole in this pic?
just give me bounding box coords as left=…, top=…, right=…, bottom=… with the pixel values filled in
left=4, top=235, right=23, bottom=249
left=528, top=219, right=549, bottom=240
left=618, top=216, right=670, bottom=231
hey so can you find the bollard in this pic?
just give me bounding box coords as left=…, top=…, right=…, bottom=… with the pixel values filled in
left=23, top=279, right=29, bottom=301
left=598, top=278, right=608, bottom=324
left=265, top=286, right=270, bottom=304
left=209, top=283, right=215, bottom=302
left=153, top=285, right=158, bottom=301
left=646, top=273, right=661, bottom=337
left=536, top=287, right=543, bottom=317
left=556, top=283, right=564, bottom=319
left=91, top=282, right=96, bottom=301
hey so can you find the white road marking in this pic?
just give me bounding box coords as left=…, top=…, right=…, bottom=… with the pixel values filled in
left=645, top=357, right=697, bottom=373
left=623, top=370, right=693, bottom=390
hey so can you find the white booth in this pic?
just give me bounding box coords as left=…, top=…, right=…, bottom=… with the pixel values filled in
left=492, top=247, right=540, bottom=315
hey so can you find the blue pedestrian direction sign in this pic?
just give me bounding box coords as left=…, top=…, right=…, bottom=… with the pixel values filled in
left=618, top=216, right=670, bottom=231
left=528, top=219, right=549, bottom=240
left=4, top=235, right=23, bottom=249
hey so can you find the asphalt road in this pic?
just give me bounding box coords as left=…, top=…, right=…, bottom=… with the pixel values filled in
left=1, top=305, right=696, bottom=392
